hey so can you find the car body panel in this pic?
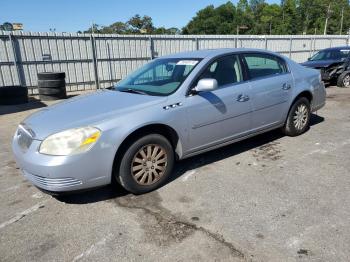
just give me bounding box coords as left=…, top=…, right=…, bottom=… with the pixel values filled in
left=12, top=48, right=326, bottom=192
left=184, top=81, right=252, bottom=153
left=301, top=59, right=342, bottom=68
left=23, top=90, right=168, bottom=140
left=248, top=73, right=293, bottom=132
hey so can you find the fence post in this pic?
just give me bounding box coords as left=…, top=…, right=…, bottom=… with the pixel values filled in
left=90, top=34, right=100, bottom=89
left=235, top=36, right=238, bottom=48
left=195, top=37, right=199, bottom=50
left=264, top=35, right=268, bottom=50
left=309, top=37, right=313, bottom=57
left=347, top=30, right=350, bottom=46
left=9, top=33, right=25, bottom=87
left=289, top=36, right=292, bottom=58
left=313, top=35, right=316, bottom=53
left=149, top=36, right=154, bottom=59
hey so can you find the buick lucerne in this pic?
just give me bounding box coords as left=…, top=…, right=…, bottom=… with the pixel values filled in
left=12, top=49, right=326, bottom=194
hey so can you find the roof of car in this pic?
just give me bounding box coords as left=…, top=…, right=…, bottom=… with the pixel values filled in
left=160, top=48, right=279, bottom=59
left=322, top=46, right=350, bottom=51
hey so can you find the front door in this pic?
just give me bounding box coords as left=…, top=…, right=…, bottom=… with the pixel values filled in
left=185, top=54, right=252, bottom=153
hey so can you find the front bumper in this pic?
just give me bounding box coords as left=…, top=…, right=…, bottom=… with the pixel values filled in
left=319, top=68, right=345, bottom=82
left=12, top=134, right=114, bottom=192
left=320, top=69, right=332, bottom=81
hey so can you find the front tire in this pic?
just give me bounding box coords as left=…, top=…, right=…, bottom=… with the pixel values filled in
left=116, top=134, right=174, bottom=194
left=337, top=71, right=350, bottom=88
left=282, top=97, right=311, bottom=137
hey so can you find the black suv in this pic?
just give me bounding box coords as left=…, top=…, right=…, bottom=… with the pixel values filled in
left=302, top=46, right=350, bottom=87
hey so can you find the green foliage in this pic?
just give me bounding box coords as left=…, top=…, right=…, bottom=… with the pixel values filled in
left=182, top=0, right=350, bottom=35
left=83, top=15, right=180, bottom=35
left=0, top=22, right=13, bottom=31
left=83, top=0, right=350, bottom=35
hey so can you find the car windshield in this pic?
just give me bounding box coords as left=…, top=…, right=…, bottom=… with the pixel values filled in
left=309, top=49, right=350, bottom=61
left=115, top=58, right=201, bottom=96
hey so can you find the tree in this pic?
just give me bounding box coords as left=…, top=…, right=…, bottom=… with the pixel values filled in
left=128, top=15, right=154, bottom=33
left=278, top=0, right=298, bottom=34
left=260, top=4, right=282, bottom=34
left=0, top=22, right=13, bottom=31
left=109, top=22, right=130, bottom=34
left=182, top=5, right=217, bottom=34
left=82, top=0, right=350, bottom=35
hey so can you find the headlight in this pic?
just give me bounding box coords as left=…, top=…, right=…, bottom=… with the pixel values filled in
left=39, top=127, right=101, bottom=156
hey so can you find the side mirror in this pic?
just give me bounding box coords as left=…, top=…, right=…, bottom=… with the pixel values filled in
left=307, top=57, right=311, bottom=61
left=194, top=78, right=218, bottom=93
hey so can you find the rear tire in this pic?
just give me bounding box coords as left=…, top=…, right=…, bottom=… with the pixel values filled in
left=281, top=97, right=311, bottom=137
left=116, top=134, right=174, bottom=194
left=337, top=71, right=350, bottom=88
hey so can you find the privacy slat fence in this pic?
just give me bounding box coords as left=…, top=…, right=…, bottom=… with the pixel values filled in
left=0, top=31, right=349, bottom=94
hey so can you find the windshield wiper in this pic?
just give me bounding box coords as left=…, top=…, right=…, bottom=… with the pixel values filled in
left=119, top=88, right=148, bottom=95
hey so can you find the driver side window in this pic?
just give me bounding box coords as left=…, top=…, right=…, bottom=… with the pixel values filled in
left=198, top=55, right=243, bottom=87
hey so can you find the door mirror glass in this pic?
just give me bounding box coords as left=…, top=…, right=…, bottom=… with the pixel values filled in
left=195, top=78, right=218, bottom=92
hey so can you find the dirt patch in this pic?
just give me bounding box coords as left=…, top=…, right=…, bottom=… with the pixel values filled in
left=297, top=248, right=311, bottom=258
left=178, top=196, right=193, bottom=203
left=28, top=236, right=58, bottom=260
left=114, top=192, right=245, bottom=258
left=252, top=141, right=283, bottom=162
left=115, top=192, right=195, bottom=245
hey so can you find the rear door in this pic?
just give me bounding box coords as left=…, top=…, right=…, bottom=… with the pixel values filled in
left=241, top=53, right=293, bottom=131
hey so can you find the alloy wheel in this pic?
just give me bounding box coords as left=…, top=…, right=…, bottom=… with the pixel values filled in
left=131, top=144, right=168, bottom=185
left=343, top=74, right=350, bottom=87
left=293, top=104, right=309, bottom=130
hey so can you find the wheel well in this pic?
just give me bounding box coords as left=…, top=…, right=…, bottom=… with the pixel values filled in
left=294, top=91, right=313, bottom=104
left=283, top=91, right=313, bottom=125
left=112, top=124, right=180, bottom=179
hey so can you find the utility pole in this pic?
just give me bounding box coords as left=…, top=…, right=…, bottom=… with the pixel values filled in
left=304, top=13, right=309, bottom=35
left=340, top=7, right=344, bottom=35
left=324, top=3, right=331, bottom=35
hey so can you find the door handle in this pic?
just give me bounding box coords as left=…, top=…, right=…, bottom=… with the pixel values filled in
left=282, top=83, right=291, bottom=90
left=237, top=94, right=249, bottom=102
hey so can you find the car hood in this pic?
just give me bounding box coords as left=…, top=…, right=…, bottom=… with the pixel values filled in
left=23, top=90, right=167, bottom=140
left=301, top=59, right=342, bottom=68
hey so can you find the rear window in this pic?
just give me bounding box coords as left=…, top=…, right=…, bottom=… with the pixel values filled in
left=243, top=53, right=288, bottom=79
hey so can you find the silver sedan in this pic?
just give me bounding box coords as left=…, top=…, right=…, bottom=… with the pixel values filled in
left=12, top=48, right=326, bottom=194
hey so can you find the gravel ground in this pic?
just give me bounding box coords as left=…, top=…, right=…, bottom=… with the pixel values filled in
left=0, top=87, right=349, bottom=262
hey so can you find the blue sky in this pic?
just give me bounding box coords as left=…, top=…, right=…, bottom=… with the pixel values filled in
left=1, top=0, right=278, bottom=32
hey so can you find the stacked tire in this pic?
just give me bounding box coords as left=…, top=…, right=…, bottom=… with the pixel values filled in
left=0, top=86, right=28, bottom=105
left=37, top=72, right=67, bottom=101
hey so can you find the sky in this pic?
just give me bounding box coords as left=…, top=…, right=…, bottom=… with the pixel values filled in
left=0, top=0, right=279, bottom=33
